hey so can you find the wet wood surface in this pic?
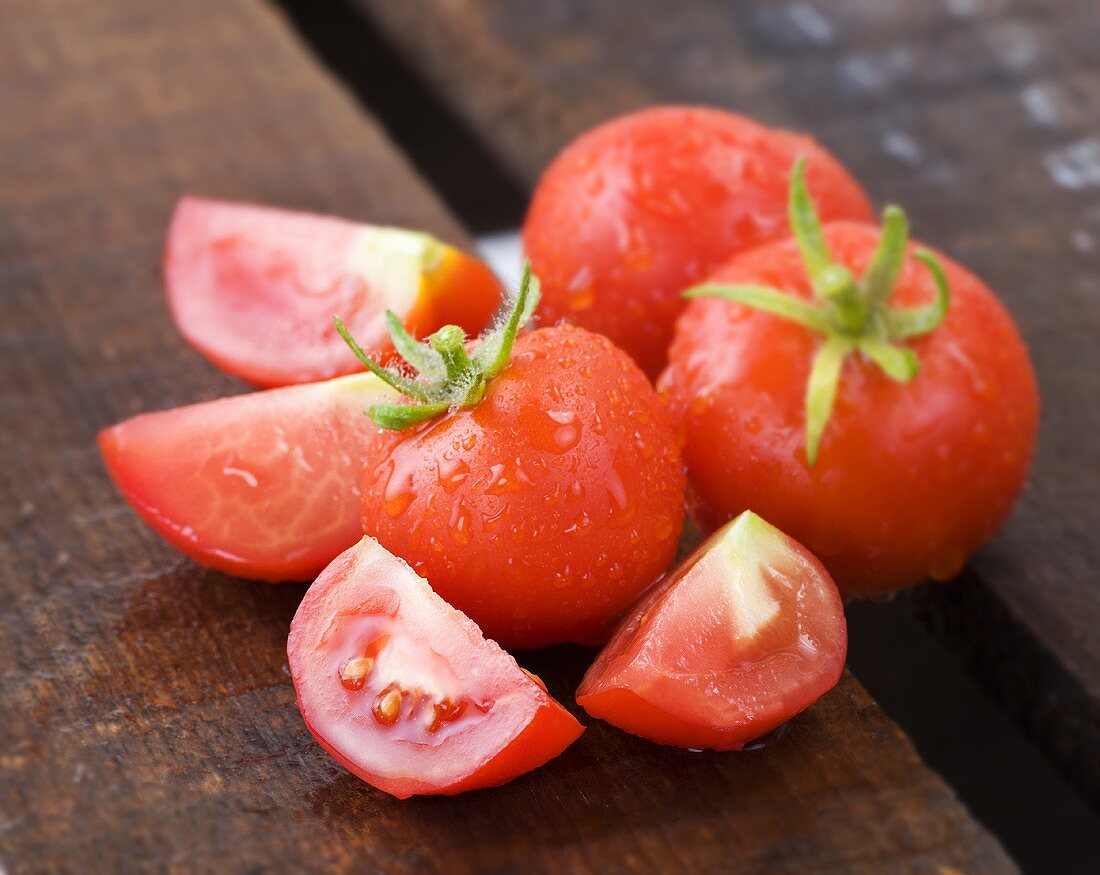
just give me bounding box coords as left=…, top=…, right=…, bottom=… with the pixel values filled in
left=0, top=0, right=1014, bottom=871
left=356, top=0, right=1100, bottom=805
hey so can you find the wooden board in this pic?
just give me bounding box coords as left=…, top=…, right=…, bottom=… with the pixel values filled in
left=355, top=0, right=1100, bottom=805
left=0, top=1, right=1013, bottom=871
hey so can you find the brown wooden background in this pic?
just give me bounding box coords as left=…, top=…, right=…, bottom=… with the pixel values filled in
left=2, top=0, right=1097, bottom=871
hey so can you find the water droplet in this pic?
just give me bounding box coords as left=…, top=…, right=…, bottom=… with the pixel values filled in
left=449, top=502, right=472, bottom=546
left=565, top=512, right=593, bottom=536
left=554, top=425, right=580, bottom=452
left=437, top=457, right=470, bottom=494
left=383, top=491, right=414, bottom=519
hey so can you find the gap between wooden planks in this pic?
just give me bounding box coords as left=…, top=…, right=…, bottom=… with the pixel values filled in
left=0, top=1, right=1014, bottom=871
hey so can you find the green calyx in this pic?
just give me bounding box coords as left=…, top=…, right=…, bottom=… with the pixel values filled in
left=684, top=158, right=951, bottom=467
left=335, top=260, right=541, bottom=430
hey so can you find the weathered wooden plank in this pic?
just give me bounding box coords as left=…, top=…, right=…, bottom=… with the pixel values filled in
left=0, top=0, right=1012, bottom=871
left=355, top=0, right=1100, bottom=804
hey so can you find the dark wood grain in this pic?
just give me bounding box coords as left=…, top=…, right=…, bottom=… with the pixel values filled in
left=0, top=1, right=1013, bottom=871
left=355, top=0, right=1100, bottom=805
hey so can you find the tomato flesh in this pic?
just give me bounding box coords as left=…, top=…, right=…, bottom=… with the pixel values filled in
left=577, top=512, right=846, bottom=750
left=99, top=373, right=393, bottom=581
left=166, top=197, right=501, bottom=387
left=288, top=537, right=584, bottom=798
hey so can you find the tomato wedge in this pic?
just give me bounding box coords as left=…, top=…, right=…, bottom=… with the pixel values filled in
left=577, top=511, right=846, bottom=750
left=288, top=537, right=584, bottom=798
left=99, top=373, right=393, bottom=581
left=166, top=197, right=502, bottom=387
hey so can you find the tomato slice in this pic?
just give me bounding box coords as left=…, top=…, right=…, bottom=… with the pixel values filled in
left=577, top=511, right=846, bottom=750
left=288, top=537, right=584, bottom=798
left=99, top=373, right=393, bottom=581
left=165, top=197, right=502, bottom=387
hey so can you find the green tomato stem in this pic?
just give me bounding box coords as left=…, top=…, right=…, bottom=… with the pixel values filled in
left=336, top=259, right=541, bottom=430
left=684, top=159, right=952, bottom=467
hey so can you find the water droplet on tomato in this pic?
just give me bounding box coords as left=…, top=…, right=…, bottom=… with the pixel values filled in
left=554, top=424, right=580, bottom=452
left=449, top=502, right=472, bottom=546
left=565, top=512, right=593, bottom=536
left=383, top=492, right=414, bottom=519
left=437, top=457, right=470, bottom=494
left=654, top=516, right=675, bottom=541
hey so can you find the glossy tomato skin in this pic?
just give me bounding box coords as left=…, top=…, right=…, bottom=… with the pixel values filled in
left=288, top=537, right=583, bottom=798
left=99, top=374, right=393, bottom=581
left=523, top=106, right=874, bottom=378
left=660, top=223, right=1040, bottom=596
left=166, top=197, right=501, bottom=387
left=577, top=512, right=847, bottom=750
left=360, top=324, right=686, bottom=649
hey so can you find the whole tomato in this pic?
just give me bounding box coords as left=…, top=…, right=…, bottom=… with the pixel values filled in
left=341, top=266, right=686, bottom=648
left=523, top=106, right=873, bottom=378
left=660, top=163, right=1039, bottom=596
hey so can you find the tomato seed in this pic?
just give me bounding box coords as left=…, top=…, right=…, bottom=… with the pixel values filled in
left=339, top=656, right=375, bottom=691
left=373, top=686, right=403, bottom=726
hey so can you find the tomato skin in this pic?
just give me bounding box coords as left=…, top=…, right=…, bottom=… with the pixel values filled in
left=659, top=223, right=1040, bottom=596
left=577, top=512, right=847, bottom=750
left=166, top=197, right=501, bottom=387
left=288, top=537, right=583, bottom=798
left=523, top=106, right=873, bottom=378
left=99, top=374, right=393, bottom=581
left=360, top=324, right=686, bottom=649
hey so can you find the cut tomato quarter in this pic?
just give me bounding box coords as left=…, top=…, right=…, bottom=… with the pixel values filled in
left=577, top=511, right=846, bottom=750
left=288, top=537, right=584, bottom=798
left=166, top=197, right=502, bottom=387
left=99, top=373, right=393, bottom=581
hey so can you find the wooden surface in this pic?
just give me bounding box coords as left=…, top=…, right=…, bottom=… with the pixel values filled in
left=0, top=1, right=1016, bottom=871
left=356, top=0, right=1100, bottom=805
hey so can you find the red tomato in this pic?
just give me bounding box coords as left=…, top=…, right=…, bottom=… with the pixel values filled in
left=99, top=373, right=394, bottom=581
left=577, top=511, right=847, bottom=750
left=360, top=324, right=686, bottom=649
left=166, top=197, right=501, bottom=387
left=660, top=223, right=1039, bottom=596
left=523, top=106, right=873, bottom=378
left=288, top=536, right=584, bottom=798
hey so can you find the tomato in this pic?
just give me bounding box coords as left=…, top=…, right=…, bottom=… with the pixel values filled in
left=99, top=373, right=394, bottom=581
left=523, top=106, right=873, bottom=378
left=577, top=511, right=846, bottom=750
left=166, top=197, right=501, bottom=387
left=660, top=167, right=1039, bottom=596
left=288, top=536, right=584, bottom=798
left=359, top=322, right=686, bottom=649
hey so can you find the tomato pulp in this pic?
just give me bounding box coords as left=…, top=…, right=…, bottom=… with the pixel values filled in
left=288, top=537, right=584, bottom=798
left=577, top=512, right=847, bottom=750
left=99, top=373, right=393, bottom=581
left=166, top=197, right=501, bottom=387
